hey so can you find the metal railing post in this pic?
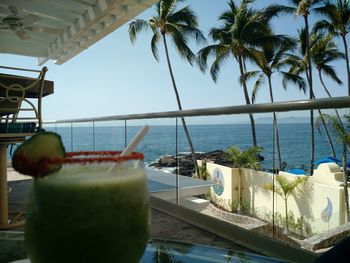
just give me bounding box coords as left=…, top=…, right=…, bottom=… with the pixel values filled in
left=124, top=120, right=127, bottom=148
left=70, top=122, right=73, bottom=152
left=92, top=121, right=95, bottom=151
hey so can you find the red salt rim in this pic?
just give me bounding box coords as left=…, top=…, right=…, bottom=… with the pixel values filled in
left=46, top=151, right=144, bottom=165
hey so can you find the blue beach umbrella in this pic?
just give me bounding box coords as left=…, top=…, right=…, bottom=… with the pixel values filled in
left=286, top=169, right=305, bottom=175
left=313, top=156, right=342, bottom=165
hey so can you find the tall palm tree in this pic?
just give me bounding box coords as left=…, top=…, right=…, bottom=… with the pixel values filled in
left=197, top=0, right=272, bottom=147
left=244, top=37, right=306, bottom=171
left=286, top=29, right=338, bottom=158
left=226, top=145, right=263, bottom=212
left=311, top=32, right=345, bottom=125
left=266, top=0, right=325, bottom=175
left=128, top=0, right=205, bottom=175
left=314, top=0, right=350, bottom=96
left=320, top=114, right=350, bottom=222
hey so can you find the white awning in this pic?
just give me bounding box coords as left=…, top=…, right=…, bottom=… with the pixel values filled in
left=0, top=0, right=157, bottom=65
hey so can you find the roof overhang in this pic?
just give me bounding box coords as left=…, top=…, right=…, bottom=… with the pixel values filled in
left=0, top=0, right=158, bottom=65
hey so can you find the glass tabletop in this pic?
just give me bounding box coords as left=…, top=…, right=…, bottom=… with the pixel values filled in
left=0, top=231, right=287, bottom=263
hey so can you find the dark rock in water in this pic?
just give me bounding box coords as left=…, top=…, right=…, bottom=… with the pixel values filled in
left=257, top=153, right=264, bottom=161
left=150, top=150, right=233, bottom=177
left=198, top=150, right=233, bottom=168
left=158, top=156, right=177, bottom=167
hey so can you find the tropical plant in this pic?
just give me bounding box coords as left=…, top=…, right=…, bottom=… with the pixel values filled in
left=243, top=36, right=306, bottom=171
left=226, top=145, right=263, bottom=212
left=266, top=0, right=325, bottom=175
left=128, top=0, right=205, bottom=175
left=285, top=29, right=338, bottom=159
left=319, top=114, right=350, bottom=222
left=263, top=174, right=307, bottom=234
left=197, top=0, right=272, bottom=147
left=196, top=162, right=208, bottom=180
left=314, top=0, right=350, bottom=95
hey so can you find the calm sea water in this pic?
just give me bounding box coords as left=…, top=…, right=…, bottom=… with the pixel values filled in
left=7, top=123, right=347, bottom=171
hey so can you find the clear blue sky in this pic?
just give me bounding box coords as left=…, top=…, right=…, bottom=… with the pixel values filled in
left=0, top=0, right=348, bottom=124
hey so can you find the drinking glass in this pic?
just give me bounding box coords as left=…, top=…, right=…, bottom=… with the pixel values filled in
left=25, top=151, right=150, bottom=263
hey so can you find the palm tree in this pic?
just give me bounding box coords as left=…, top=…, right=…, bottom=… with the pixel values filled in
left=197, top=0, right=272, bottom=147
left=320, top=114, right=350, bottom=222
left=226, top=145, right=263, bottom=212
left=286, top=29, right=338, bottom=159
left=311, top=32, right=345, bottom=126
left=266, top=0, right=325, bottom=175
left=128, top=0, right=205, bottom=175
left=244, top=37, right=306, bottom=171
left=314, top=0, right=350, bottom=95
left=263, top=174, right=307, bottom=234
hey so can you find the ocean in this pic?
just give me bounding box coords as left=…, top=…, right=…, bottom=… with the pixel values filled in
left=6, top=123, right=347, bottom=171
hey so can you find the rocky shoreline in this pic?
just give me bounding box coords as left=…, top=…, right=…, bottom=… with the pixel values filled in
left=149, top=150, right=233, bottom=176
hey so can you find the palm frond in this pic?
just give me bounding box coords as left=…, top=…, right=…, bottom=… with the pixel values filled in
left=263, top=4, right=295, bottom=20
left=240, top=70, right=261, bottom=83
left=263, top=174, right=307, bottom=200
left=128, top=19, right=149, bottom=43
left=320, top=113, right=347, bottom=141
left=151, top=32, right=161, bottom=61
left=165, top=23, right=194, bottom=64
left=296, top=0, right=310, bottom=16
left=219, top=0, right=238, bottom=25
left=176, top=24, right=206, bottom=44
left=197, top=44, right=221, bottom=72
left=313, top=20, right=337, bottom=35
left=251, top=73, right=265, bottom=104
left=210, top=49, right=230, bottom=82
left=226, top=145, right=263, bottom=170
left=314, top=1, right=339, bottom=21
left=321, top=64, right=344, bottom=85
left=168, top=6, right=198, bottom=27
left=159, top=0, right=177, bottom=19
left=280, top=71, right=307, bottom=92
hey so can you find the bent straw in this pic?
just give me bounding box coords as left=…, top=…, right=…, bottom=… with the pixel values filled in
left=107, top=125, right=149, bottom=173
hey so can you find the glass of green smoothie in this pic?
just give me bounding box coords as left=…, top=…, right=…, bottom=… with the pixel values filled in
left=24, top=151, right=150, bottom=263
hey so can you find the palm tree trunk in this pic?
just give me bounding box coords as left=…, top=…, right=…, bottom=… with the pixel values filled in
left=341, top=34, right=350, bottom=96
left=162, top=34, right=199, bottom=176
left=238, top=56, right=257, bottom=146
left=342, top=142, right=350, bottom=222
left=268, top=76, right=282, bottom=170
left=317, top=110, right=337, bottom=157
left=304, top=15, right=315, bottom=176
left=319, top=71, right=343, bottom=125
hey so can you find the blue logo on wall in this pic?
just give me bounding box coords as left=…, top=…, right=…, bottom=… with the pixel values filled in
left=212, top=167, right=224, bottom=196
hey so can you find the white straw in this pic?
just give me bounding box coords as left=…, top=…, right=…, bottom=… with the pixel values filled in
left=107, top=125, right=149, bottom=173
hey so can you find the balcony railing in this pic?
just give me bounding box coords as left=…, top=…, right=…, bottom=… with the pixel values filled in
left=41, top=96, right=350, bottom=262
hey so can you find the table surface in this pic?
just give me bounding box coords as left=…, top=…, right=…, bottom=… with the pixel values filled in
left=0, top=73, right=54, bottom=98
left=0, top=231, right=286, bottom=263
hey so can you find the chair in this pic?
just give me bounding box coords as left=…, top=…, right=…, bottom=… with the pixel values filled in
left=0, top=66, right=48, bottom=139
left=0, top=65, right=49, bottom=229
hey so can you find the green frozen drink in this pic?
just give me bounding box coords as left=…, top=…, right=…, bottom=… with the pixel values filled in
left=24, top=151, right=150, bottom=263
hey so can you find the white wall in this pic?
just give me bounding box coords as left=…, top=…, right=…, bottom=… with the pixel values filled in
left=206, top=162, right=350, bottom=235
